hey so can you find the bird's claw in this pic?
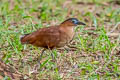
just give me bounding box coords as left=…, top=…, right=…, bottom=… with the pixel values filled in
left=30, top=63, right=40, bottom=74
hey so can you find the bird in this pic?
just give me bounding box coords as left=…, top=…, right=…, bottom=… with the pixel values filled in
left=20, top=18, right=85, bottom=71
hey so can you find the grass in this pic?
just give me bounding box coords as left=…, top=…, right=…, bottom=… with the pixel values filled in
left=0, top=0, right=120, bottom=79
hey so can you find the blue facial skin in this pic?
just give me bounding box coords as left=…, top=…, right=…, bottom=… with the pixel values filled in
left=72, top=19, right=79, bottom=25
left=71, top=18, right=86, bottom=25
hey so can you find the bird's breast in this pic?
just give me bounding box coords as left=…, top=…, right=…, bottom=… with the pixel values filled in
left=57, top=27, right=75, bottom=47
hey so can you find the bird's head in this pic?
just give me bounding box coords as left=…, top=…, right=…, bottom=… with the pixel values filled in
left=61, top=18, right=86, bottom=26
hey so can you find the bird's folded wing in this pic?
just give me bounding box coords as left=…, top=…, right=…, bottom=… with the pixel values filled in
left=24, top=27, right=61, bottom=48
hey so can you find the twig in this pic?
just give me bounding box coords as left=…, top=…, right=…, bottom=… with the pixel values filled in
left=110, top=34, right=120, bottom=57
left=109, top=22, right=120, bottom=33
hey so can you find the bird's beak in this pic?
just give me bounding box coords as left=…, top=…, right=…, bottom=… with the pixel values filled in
left=77, top=21, right=86, bottom=25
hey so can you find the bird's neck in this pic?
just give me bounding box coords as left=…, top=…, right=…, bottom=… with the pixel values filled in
left=59, top=25, right=75, bottom=38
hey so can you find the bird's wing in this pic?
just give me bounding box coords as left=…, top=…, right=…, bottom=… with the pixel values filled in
left=22, top=26, right=61, bottom=48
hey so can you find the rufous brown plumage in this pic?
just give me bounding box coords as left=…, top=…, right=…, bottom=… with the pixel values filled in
left=20, top=18, right=85, bottom=49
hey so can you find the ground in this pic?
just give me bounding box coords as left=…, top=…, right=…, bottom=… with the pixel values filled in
left=0, top=0, right=120, bottom=79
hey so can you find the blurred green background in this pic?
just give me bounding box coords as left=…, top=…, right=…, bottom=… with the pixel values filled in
left=0, top=0, right=120, bottom=79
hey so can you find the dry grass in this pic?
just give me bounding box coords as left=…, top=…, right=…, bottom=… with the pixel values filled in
left=0, top=0, right=120, bottom=79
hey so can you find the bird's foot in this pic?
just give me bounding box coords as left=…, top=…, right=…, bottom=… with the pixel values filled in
left=30, top=63, right=40, bottom=74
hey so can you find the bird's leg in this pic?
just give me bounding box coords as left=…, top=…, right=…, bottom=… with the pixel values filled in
left=31, top=48, right=45, bottom=73
left=49, top=49, right=57, bottom=62
left=37, top=48, right=46, bottom=65
left=47, top=47, right=55, bottom=62
left=49, top=49, right=58, bottom=70
left=50, top=51, right=55, bottom=62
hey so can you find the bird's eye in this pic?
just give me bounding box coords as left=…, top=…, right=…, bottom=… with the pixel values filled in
left=72, top=20, right=77, bottom=24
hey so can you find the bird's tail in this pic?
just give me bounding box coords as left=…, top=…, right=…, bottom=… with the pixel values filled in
left=20, top=34, right=30, bottom=44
